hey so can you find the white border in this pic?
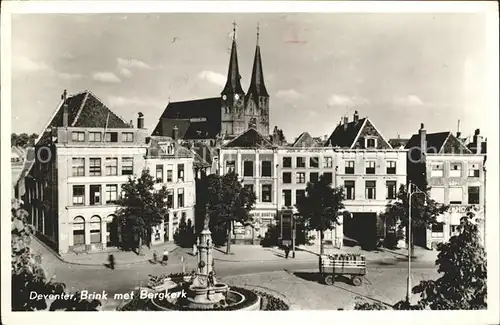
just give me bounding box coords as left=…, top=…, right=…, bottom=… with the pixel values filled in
left=2, top=2, right=499, bottom=325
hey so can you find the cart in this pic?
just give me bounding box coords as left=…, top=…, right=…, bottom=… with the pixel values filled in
left=319, top=253, right=367, bottom=286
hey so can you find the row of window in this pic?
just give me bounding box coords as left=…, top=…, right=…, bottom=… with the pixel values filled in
left=72, top=184, right=186, bottom=208
left=72, top=157, right=133, bottom=177
left=73, top=216, right=102, bottom=245
left=431, top=163, right=481, bottom=178
left=243, top=184, right=274, bottom=203
left=430, top=186, right=481, bottom=205
left=72, top=131, right=134, bottom=143
left=156, top=164, right=185, bottom=183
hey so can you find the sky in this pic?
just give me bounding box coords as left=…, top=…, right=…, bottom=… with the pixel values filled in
left=11, top=12, right=490, bottom=143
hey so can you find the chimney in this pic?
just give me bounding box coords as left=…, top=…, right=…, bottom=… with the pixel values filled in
left=129, top=120, right=134, bottom=127
left=343, top=116, right=349, bottom=130
left=172, top=125, right=179, bottom=141
left=419, top=123, right=426, bottom=161
left=474, top=129, right=483, bottom=154
left=137, top=112, right=144, bottom=129
left=62, top=89, right=68, bottom=127
left=272, top=126, right=280, bottom=145
left=353, top=110, right=359, bottom=124
left=456, top=120, right=461, bottom=139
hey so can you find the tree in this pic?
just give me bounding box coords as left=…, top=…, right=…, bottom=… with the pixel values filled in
left=395, top=209, right=487, bottom=310
left=11, top=133, right=38, bottom=148
left=384, top=184, right=449, bottom=255
left=116, top=169, right=169, bottom=255
left=296, top=174, right=345, bottom=255
left=197, top=172, right=256, bottom=254
left=174, top=215, right=195, bottom=248
left=11, top=199, right=101, bottom=311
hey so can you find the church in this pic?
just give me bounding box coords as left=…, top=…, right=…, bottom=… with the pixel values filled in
left=152, top=24, right=270, bottom=144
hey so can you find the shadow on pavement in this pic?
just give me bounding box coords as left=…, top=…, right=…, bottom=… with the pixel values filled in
left=374, top=260, right=396, bottom=266
left=292, top=271, right=322, bottom=283
left=332, top=284, right=394, bottom=309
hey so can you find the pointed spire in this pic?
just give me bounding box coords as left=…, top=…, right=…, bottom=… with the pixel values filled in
left=222, top=21, right=244, bottom=95
left=247, top=23, right=269, bottom=99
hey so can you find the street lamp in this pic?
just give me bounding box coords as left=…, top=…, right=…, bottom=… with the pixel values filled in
left=406, top=182, right=428, bottom=304
left=292, top=206, right=299, bottom=258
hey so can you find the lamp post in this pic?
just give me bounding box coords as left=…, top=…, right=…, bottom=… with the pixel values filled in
left=292, top=206, right=299, bottom=258
left=406, top=182, right=427, bottom=304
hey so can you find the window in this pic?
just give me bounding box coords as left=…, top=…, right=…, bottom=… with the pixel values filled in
left=450, top=225, right=460, bottom=237
left=323, top=172, right=333, bottom=184
left=386, top=161, right=396, bottom=175
left=243, top=161, right=254, bottom=177
left=167, top=169, right=173, bottom=182
left=105, top=158, right=118, bottom=176
left=89, top=185, right=101, bottom=205
left=432, top=223, right=444, bottom=237
left=167, top=189, right=174, bottom=208
left=450, top=163, right=462, bottom=177
left=282, top=157, right=292, bottom=168
left=345, top=161, right=355, bottom=174
left=366, top=138, right=377, bottom=148
left=261, top=184, right=272, bottom=203
left=296, top=172, right=306, bottom=184
left=89, top=132, right=101, bottom=142
left=468, top=186, right=480, bottom=204
left=122, top=132, right=134, bottom=142
left=104, top=132, right=118, bottom=143
left=310, top=172, right=319, bottom=183
left=72, top=158, right=85, bottom=176
left=324, top=157, right=333, bottom=168
left=345, top=181, right=355, bottom=200
left=105, top=185, right=118, bottom=204
left=309, top=157, right=319, bottom=168
left=296, top=189, right=306, bottom=205
left=366, top=161, right=376, bottom=174
left=244, top=184, right=254, bottom=194
left=365, top=181, right=376, bottom=200
left=283, top=172, right=292, bottom=184
left=449, top=187, right=463, bottom=204
left=431, top=163, right=444, bottom=177
left=283, top=190, right=292, bottom=206
left=89, top=158, right=101, bottom=176
left=262, top=161, right=272, bottom=177
left=226, top=160, right=236, bottom=174
left=122, top=157, right=133, bottom=175
left=468, top=164, right=480, bottom=178
left=177, top=188, right=184, bottom=208
left=73, top=217, right=85, bottom=245
left=430, top=187, right=445, bottom=204
left=296, top=157, right=305, bottom=168
left=386, top=181, right=397, bottom=199
left=178, top=164, right=185, bottom=181
left=90, top=216, right=101, bottom=244
left=72, top=132, right=85, bottom=142
left=72, top=185, right=85, bottom=205
left=156, top=165, right=164, bottom=182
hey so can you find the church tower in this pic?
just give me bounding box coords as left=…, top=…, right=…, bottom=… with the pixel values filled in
left=245, top=23, right=270, bottom=136
left=221, top=22, right=246, bottom=137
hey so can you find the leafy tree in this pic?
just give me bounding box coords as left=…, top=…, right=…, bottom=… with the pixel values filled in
left=196, top=172, right=256, bottom=254
left=384, top=184, right=449, bottom=255
left=11, top=133, right=38, bottom=148
left=296, top=174, right=345, bottom=255
left=174, top=215, right=195, bottom=248
left=116, top=169, right=169, bottom=255
left=395, top=209, right=487, bottom=310
left=260, top=218, right=308, bottom=247
left=353, top=297, right=389, bottom=310
left=11, top=199, right=101, bottom=311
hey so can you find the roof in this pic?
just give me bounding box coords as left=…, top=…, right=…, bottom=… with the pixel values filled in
left=292, top=132, right=318, bottom=147
left=11, top=146, right=27, bottom=160
left=324, top=118, right=366, bottom=148
left=192, top=145, right=212, bottom=168
left=222, top=39, right=244, bottom=95
left=246, top=44, right=269, bottom=102
left=405, top=132, right=450, bottom=153
left=153, top=97, right=222, bottom=140
left=37, top=90, right=131, bottom=145
left=389, top=138, right=410, bottom=148
left=14, top=147, right=35, bottom=188
left=224, top=127, right=273, bottom=148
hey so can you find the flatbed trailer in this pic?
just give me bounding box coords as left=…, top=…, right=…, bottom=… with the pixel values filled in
left=319, top=254, right=367, bottom=286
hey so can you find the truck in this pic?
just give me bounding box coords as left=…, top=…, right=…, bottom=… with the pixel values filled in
left=319, top=253, right=367, bottom=286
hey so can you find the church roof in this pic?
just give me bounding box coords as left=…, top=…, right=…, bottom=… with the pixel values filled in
left=246, top=43, right=268, bottom=101
left=37, top=90, right=131, bottom=145
left=222, top=39, right=244, bottom=95
left=223, top=127, right=273, bottom=148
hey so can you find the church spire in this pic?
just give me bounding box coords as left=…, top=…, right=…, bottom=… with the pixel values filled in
left=247, top=23, right=269, bottom=99
left=222, top=21, right=244, bottom=95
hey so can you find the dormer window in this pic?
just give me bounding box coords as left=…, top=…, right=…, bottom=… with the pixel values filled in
left=365, top=137, right=377, bottom=149
left=160, top=144, right=175, bottom=155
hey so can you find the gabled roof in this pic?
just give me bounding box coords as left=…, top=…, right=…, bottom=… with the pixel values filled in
left=223, top=127, right=273, bottom=148
left=292, top=132, right=318, bottom=147
left=389, top=138, right=410, bottom=148
left=405, top=132, right=473, bottom=154
left=324, top=118, right=367, bottom=148
left=37, top=90, right=131, bottom=145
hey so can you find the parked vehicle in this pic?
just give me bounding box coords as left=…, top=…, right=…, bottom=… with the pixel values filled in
left=319, top=253, right=367, bottom=286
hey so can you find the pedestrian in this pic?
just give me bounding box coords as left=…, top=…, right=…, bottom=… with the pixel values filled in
left=108, top=254, right=115, bottom=270
left=152, top=250, right=158, bottom=263
left=284, top=244, right=290, bottom=259
left=162, top=249, right=169, bottom=265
